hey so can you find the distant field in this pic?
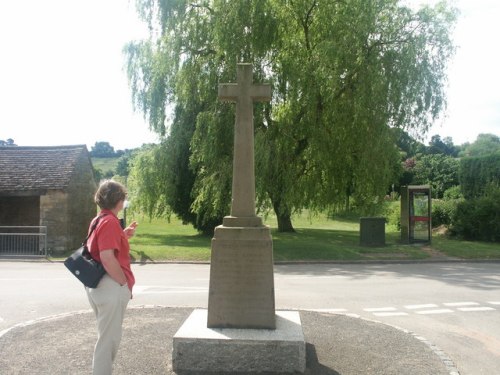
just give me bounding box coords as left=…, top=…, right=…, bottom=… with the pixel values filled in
left=91, top=157, right=120, bottom=174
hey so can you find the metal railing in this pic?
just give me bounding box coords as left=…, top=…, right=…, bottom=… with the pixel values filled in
left=0, top=226, right=47, bottom=257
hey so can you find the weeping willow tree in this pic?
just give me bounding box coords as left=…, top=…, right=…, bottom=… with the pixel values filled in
left=125, top=0, right=456, bottom=233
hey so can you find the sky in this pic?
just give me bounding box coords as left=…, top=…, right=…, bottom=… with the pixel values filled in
left=0, top=0, right=156, bottom=151
left=0, top=0, right=499, bottom=151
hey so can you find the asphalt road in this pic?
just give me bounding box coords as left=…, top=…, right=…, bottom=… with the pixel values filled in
left=1, top=261, right=499, bottom=374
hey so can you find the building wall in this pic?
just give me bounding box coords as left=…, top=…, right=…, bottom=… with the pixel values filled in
left=66, top=149, right=98, bottom=253
left=40, top=190, right=69, bottom=254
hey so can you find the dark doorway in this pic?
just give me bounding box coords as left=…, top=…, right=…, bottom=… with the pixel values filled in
left=0, top=196, right=40, bottom=226
left=0, top=196, right=44, bottom=256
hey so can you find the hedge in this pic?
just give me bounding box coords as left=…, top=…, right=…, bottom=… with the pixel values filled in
left=450, top=187, right=500, bottom=242
left=460, top=153, right=500, bottom=199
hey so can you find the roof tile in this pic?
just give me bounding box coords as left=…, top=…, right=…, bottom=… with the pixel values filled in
left=0, top=145, right=90, bottom=192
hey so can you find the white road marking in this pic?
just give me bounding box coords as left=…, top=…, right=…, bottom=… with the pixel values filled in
left=137, top=290, right=207, bottom=294
left=134, top=286, right=208, bottom=295
left=345, top=313, right=361, bottom=318
left=364, top=307, right=397, bottom=312
left=405, top=304, right=438, bottom=310
left=280, top=275, right=349, bottom=280
left=301, top=301, right=498, bottom=320
left=0, top=316, right=3, bottom=323
left=443, top=302, right=479, bottom=307
left=307, top=308, right=348, bottom=313
left=0, top=310, right=93, bottom=339
left=373, top=312, right=409, bottom=317
left=416, top=309, right=454, bottom=315
left=0, top=278, right=70, bottom=281
left=457, top=307, right=496, bottom=312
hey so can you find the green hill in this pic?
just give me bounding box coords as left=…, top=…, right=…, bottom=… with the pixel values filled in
left=91, top=157, right=120, bottom=176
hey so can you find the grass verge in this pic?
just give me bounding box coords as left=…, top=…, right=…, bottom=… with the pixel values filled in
left=125, top=212, right=499, bottom=262
left=431, top=236, right=500, bottom=259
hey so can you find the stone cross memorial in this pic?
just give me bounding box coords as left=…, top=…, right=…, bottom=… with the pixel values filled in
left=207, top=63, right=275, bottom=329
left=172, top=63, right=305, bottom=374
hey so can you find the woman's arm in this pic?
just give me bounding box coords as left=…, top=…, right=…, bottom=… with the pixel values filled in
left=123, top=221, right=138, bottom=240
left=100, top=249, right=127, bottom=286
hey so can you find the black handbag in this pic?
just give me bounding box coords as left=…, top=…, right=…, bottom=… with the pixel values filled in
left=64, top=215, right=107, bottom=288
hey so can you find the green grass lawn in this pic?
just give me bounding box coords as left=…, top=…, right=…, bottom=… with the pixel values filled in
left=129, top=217, right=210, bottom=262
left=127, top=212, right=500, bottom=262
left=431, top=236, right=500, bottom=259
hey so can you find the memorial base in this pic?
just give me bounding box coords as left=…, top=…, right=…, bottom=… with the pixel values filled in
left=172, top=309, right=306, bottom=374
left=207, top=223, right=275, bottom=329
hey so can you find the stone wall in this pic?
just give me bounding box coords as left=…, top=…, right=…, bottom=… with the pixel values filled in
left=40, top=190, right=69, bottom=254
left=66, top=149, right=97, bottom=252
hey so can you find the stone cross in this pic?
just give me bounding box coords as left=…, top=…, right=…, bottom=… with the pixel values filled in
left=207, top=63, right=275, bottom=329
left=218, top=63, right=271, bottom=220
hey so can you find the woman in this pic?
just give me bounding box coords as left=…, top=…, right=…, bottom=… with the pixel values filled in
left=86, top=180, right=138, bottom=375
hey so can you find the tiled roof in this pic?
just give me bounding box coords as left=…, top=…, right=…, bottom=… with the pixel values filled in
left=0, top=145, right=90, bottom=193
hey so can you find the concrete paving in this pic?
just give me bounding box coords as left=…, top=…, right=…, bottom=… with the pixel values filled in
left=0, top=306, right=458, bottom=375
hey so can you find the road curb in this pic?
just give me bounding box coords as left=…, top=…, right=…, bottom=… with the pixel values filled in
left=351, top=314, right=461, bottom=375
left=3, top=258, right=500, bottom=265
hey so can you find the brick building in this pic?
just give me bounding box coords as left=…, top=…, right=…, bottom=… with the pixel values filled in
left=0, top=145, right=97, bottom=255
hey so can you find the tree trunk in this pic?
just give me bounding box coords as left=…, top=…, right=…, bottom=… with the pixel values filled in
left=345, top=184, right=352, bottom=212
left=271, top=197, right=295, bottom=233
left=345, top=194, right=350, bottom=212
left=277, top=211, right=295, bottom=232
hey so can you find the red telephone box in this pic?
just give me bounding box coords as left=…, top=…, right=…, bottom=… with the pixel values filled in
left=401, top=186, right=432, bottom=244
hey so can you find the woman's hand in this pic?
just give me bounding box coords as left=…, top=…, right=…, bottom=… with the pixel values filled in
left=100, top=249, right=128, bottom=286
left=123, top=221, right=138, bottom=239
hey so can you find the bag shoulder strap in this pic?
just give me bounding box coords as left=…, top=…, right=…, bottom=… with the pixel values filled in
left=83, top=214, right=108, bottom=246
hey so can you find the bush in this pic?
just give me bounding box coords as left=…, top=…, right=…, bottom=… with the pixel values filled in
left=383, top=200, right=401, bottom=230
left=443, top=185, right=463, bottom=200
left=432, top=199, right=461, bottom=227
left=450, top=187, right=500, bottom=242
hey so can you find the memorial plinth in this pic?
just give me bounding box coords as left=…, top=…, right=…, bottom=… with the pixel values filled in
left=173, top=309, right=306, bottom=374
left=172, top=64, right=305, bottom=374
left=208, top=224, right=275, bottom=329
